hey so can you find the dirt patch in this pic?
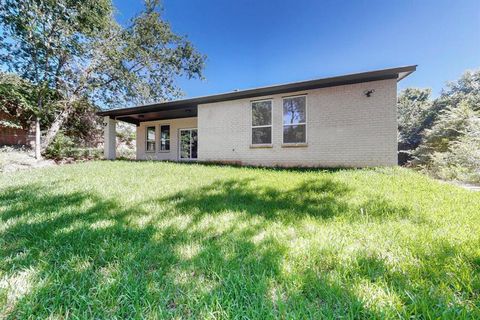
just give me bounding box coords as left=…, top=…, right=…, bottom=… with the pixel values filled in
left=0, top=147, right=56, bottom=173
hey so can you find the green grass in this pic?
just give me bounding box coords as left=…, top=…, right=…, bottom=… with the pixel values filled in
left=0, top=161, right=479, bottom=319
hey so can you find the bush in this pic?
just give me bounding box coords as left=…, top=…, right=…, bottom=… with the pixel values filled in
left=44, top=132, right=75, bottom=159
left=44, top=132, right=102, bottom=160
left=69, top=147, right=102, bottom=160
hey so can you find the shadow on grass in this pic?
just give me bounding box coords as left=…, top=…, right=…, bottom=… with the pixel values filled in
left=0, top=177, right=477, bottom=318
left=146, top=159, right=354, bottom=173
left=156, top=177, right=412, bottom=223
left=159, top=178, right=351, bottom=222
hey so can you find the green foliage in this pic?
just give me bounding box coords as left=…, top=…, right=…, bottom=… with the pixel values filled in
left=417, top=101, right=477, bottom=154
left=0, top=72, right=102, bottom=148
left=436, top=69, right=480, bottom=113
left=63, top=100, right=103, bottom=146
left=44, top=132, right=75, bottom=159
left=1, top=162, right=479, bottom=318
left=397, top=88, right=433, bottom=147
left=414, top=101, right=480, bottom=182
left=397, top=70, right=480, bottom=183
left=0, top=0, right=205, bottom=149
left=44, top=132, right=102, bottom=160
left=397, top=88, right=434, bottom=164
left=0, top=0, right=113, bottom=87
left=0, top=0, right=205, bottom=105
left=0, top=73, right=36, bottom=129
left=68, top=147, right=102, bottom=160
left=0, top=72, right=61, bottom=127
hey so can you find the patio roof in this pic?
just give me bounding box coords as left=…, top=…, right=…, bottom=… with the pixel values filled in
left=97, top=65, right=416, bottom=125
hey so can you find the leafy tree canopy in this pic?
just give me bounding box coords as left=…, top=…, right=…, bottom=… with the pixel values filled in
left=0, top=72, right=57, bottom=128
left=407, top=70, right=480, bottom=183
left=0, top=0, right=205, bottom=151
left=397, top=88, right=433, bottom=148
left=436, top=70, right=480, bottom=112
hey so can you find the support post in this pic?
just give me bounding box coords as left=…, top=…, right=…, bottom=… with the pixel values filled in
left=104, top=116, right=116, bottom=160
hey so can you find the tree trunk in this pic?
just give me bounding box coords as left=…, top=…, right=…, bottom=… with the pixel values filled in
left=35, top=94, right=43, bottom=159
left=41, top=107, right=73, bottom=151
left=35, top=116, right=41, bottom=159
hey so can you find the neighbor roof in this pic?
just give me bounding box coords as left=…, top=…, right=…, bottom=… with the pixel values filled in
left=97, top=65, right=416, bottom=124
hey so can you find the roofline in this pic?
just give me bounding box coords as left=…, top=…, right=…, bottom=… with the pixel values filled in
left=97, top=65, right=417, bottom=117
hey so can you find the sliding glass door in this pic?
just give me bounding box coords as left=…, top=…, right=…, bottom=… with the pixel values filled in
left=179, top=128, right=198, bottom=160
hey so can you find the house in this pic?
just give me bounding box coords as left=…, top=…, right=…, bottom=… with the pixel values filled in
left=97, top=65, right=416, bottom=167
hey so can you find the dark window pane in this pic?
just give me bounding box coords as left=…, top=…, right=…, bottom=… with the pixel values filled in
left=160, top=125, right=170, bottom=140
left=160, top=125, right=170, bottom=151
left=283, top=97, right=306, bottom=125
left=283, top=125, right=306, bottom=143
left=161, top=140, right=170, bottom=151
left=191, top=130, right=198, bottom=159
left=252, top=127, right=272, bottom=144
left=252, top=101, right=272, bottom=126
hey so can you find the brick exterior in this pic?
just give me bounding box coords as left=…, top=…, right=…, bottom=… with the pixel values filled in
left=135, top=79, right=398, bottom=167
left=197, top=79, right=397, bottom=167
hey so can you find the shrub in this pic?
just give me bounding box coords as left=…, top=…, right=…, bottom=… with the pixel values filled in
left=69, top=147, right=102, bottom=160
left=44, top=132, right=102, bottom=160
left=44, top=132, right=75, bottom=159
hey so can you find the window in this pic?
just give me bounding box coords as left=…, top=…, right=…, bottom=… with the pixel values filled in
left=283, top=96, right=306, bottom=143
left=160, top=125, right=170, bottom=151
left=146, top=126, right=156, bottom=152
left=180, top=128, right=198, bottom=160
left=251, top=100, right=272, bottom=144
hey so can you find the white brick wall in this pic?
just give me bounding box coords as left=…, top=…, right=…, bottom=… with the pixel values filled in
left=197, top=79, right=398, bottom=167
left=136, top=117, right=198, bottom=161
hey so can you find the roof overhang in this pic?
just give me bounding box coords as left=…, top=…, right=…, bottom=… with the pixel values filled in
left=97, top=65, right=416, bottom=124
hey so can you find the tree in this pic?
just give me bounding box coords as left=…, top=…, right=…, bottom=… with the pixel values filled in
left=435, top=70, right=480, bottom=113
left=0, top=0, right=205, bottom=158
left=0, top=73, right=36, bottom=129
left=0, top=0, right=113, bottom=158
left=413, top=101, right=480, bottom=182
left=397, top=88, right=434, bottom=163
left=411, top=69, right=480, bottom=183
left=0, top=72, right=57, bottom=131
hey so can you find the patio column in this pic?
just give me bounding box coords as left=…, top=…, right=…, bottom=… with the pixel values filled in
left=103, top=116, right=116, bottom=160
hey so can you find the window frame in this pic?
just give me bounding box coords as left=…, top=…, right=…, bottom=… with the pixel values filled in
left=250, top=99, right=273, bottom=146
left=282, top=94, right=307, bottom=145
left=178, top=127, right=198, bottom=161
left=145, top=125, right=156, bottom=153
left=159, top=124, right=171, bottom=152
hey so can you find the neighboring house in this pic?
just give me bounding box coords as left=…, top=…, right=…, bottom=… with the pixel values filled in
left=0, top=111, right=35, bottom=147
left=97, top=65, right=416, bottom=167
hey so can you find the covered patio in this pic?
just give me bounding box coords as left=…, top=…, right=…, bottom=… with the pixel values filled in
left=98, top=102, right=198, bottom=160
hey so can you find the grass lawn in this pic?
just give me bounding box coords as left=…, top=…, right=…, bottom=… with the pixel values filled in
left=0, top=161, right=479, bottom=319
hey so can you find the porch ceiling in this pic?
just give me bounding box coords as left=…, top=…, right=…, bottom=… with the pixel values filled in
left=114, top=106, right=197, bottom=125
